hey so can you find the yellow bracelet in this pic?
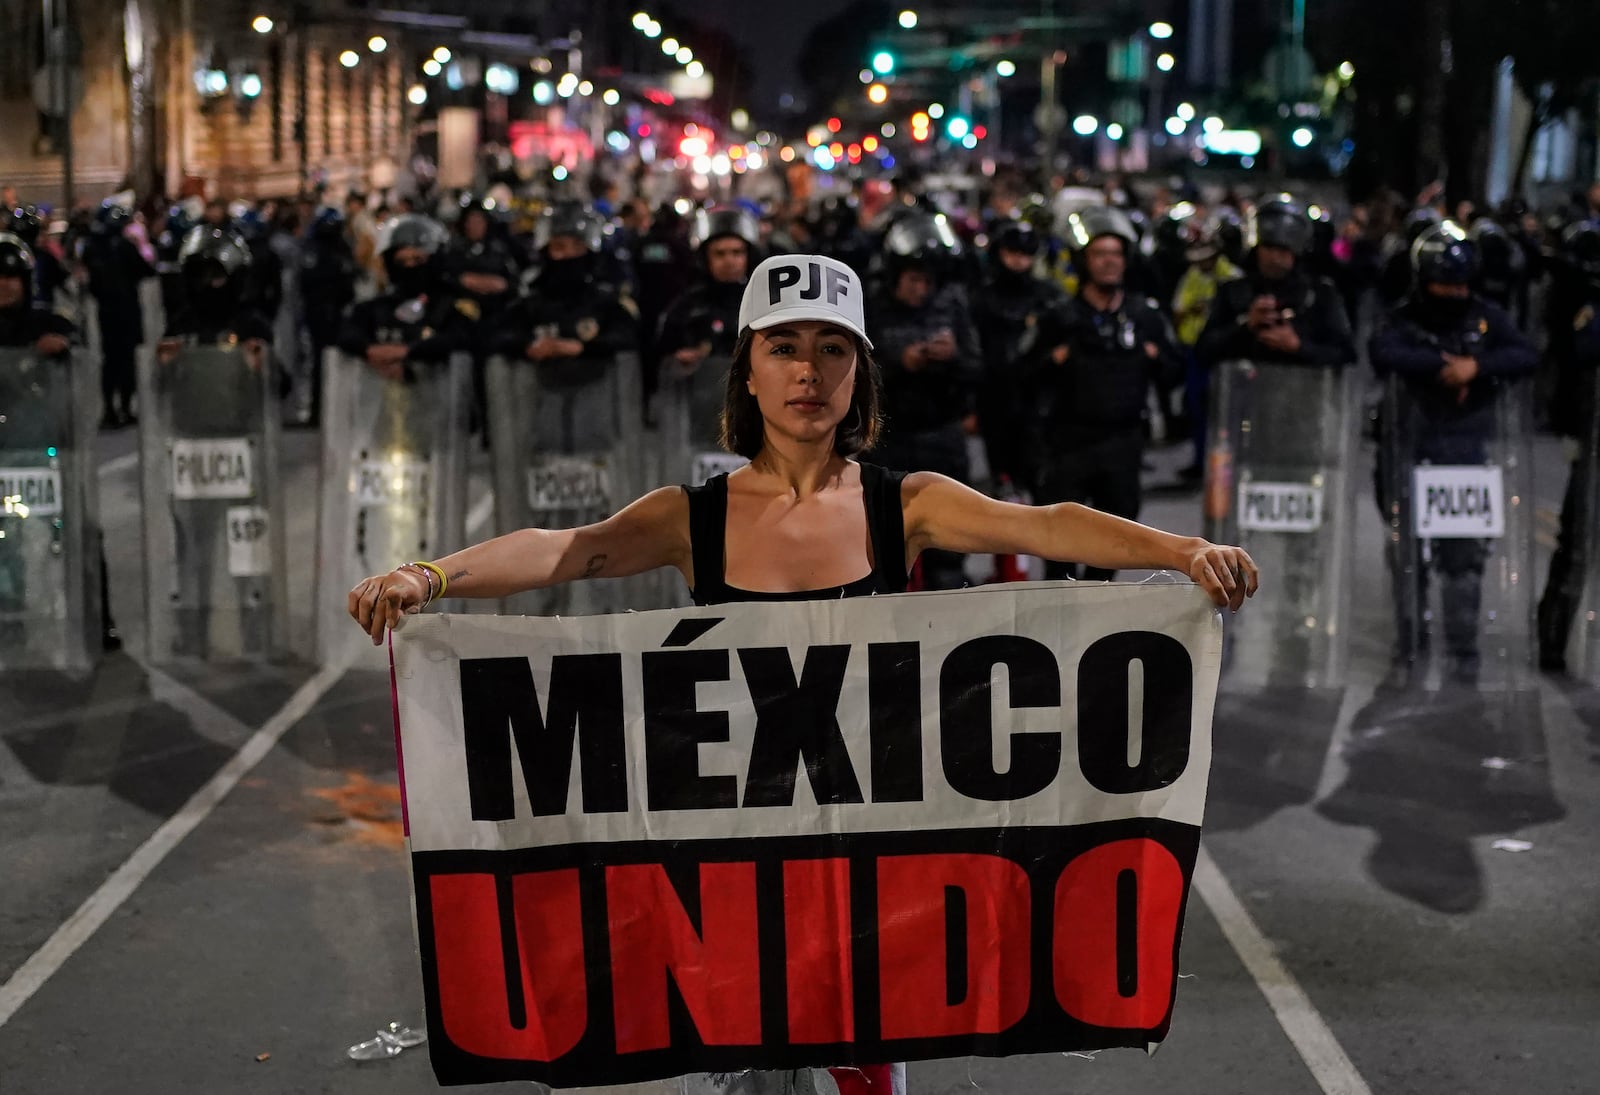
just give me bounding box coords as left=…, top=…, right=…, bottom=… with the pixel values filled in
left=412, top=560, right=449, bottom=603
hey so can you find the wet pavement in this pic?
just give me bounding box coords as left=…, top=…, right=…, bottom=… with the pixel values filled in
left=2, top=424, right=1597, bottom=1095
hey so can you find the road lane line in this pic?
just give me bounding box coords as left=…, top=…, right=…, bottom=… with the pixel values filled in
left=1193, top=847, right=1374, bottom=1095
left=0, top=659, right=348, bottom=1029
left=99, top=451, right=138, bottom=476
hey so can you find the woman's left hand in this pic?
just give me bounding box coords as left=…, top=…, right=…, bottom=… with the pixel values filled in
left=1184, top=540, right=1259, bottom=612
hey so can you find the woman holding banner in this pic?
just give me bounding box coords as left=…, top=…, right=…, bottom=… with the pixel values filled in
left=350, top=252, right=1258, bottom=638
left=349, top=252, right=1257, bottom=1095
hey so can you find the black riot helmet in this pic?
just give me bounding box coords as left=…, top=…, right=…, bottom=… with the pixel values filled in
left=377, top=213, right=450, bottom=294
left=1062, top=205, right=1139, bottom=256
left=1411, top=222, right=1478, bottom=287
left=94, top=200, right=132, bottom=235
left=806, top=193, right=860, bottom=244
left=1468, top=218, right=1526, bottom=296
left=1402, top=206, right=1445, bottom=248
left=1561, top=220, right=1600, bottom=283
left=690, top=205, right=761, bottom=253
left=179, top=225, right=253, bottom=311
left=989, top=219, right=1041, bottom=257
left=7, top=205, right=44, bottom=247
left=882, top=209, right=963, bottom=278
left=1209, top=208, right=1246, bottom=265
left=0, top=231, right=37, bottom=286
left=1247, top=195, right=1314, bottom=254
left=307, top=205, right=347, bottom=245
left=534, top=201, right=606, bottom=253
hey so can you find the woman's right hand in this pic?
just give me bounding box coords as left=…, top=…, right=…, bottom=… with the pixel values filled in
left=348, top=568, right=431, bottom=646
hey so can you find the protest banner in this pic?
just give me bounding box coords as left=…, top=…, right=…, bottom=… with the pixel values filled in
left=389, top=582, right=1222, bottom=1087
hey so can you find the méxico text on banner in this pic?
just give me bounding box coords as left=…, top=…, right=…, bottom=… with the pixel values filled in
left=389, top=582, right=1223, bottom=1088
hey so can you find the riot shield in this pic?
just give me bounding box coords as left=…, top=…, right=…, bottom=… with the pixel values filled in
left=0, top=348, right=102, bottom=671
left=315, top=351, right=472, bottom=664
left=1562, top=368, right=1600, bottom=682
left=656, top=351, right=749, bottom=489
left=1379, top=374, right=1536, bottom=694
left=485, top=352, right=660, bottom=617
left=137, top=340, right=290, bottom=662
left=1203, top=361, right=1357, bottom=690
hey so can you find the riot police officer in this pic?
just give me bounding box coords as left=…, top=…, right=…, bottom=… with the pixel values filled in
left=971, top=218, right=1069, bottom=490
left=0, top=233, right=71, bottom=357
left=1378, top=206, right=1445, bottom=307
left=82, top=200, right=156, bottom=428
left=159, top=226, right=273, bottom=354
left=1371, top=223, right=1537, bottom=683
left=336, top=214, right=467, bottom=380
left=1468, top=218, right=1527, bottom=320
left=808, top=192, right=873, bottom=276
left=1031, top=207, right=1181, bottom=582
left=1536, top=221, right=1600, bottom=672
left=488, top=202, right=636, bottom=385
left=869, top=210, right=980, bottom=590
left=0, top=232, right=119, bottom=649
left=1196, top=195, right=1356, bottom=370
left=655, top=205, right=759, bottom=388
left=633, top=203, right=694, bottom=422
left=294, top=207, right=359, bottom=426
left=444, top=198, right=523, bottom=430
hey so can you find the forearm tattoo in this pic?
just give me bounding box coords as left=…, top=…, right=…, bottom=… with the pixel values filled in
left=448, top=570, right=470, bottom=583
left=581, top=554, right=607, bottom=579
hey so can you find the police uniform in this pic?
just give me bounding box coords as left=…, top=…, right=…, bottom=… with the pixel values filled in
left=487, top=259, right=636, bottom=387
left=971, top=223, right=1071, bottom=489
left=336, top=215, right=469, bottom=372
left=163, top=226, right=274, bottom=346
left=1371, top=282, right=1537, bottom=677
left=1031, top=291, right=1180, bottom=581
left=1195, top=265, right=1355, bottom=368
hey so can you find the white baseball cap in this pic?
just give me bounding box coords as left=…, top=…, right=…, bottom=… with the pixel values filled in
left=738, top=254, right=873, bottom=350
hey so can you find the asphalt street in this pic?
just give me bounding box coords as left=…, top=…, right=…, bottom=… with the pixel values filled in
left=1, top=412, right=1597, bottom=1095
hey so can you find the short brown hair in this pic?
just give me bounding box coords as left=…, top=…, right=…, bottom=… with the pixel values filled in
left=719, top=329, right=883, bottom=458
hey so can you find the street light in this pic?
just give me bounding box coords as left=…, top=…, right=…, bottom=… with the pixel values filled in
left=860, top=68, right=874, bottom=84
left=433, top=46, right=451, bottom=63
left=632, top=12, right=651, bottom=29
left=1072, top=114, right=1098, bottom=135
left=602, top=88, right=621, bottom=105
left=407, top=84, right=427, bottom=105
left=867, top=82, right=888, bottom=104
left=996, top=59, right=1016, bottom=77
left=577, top=79, right=594, bottom=96
left=898, top=9, right=918, bottom=28
left=1150, top=21, right=1174, bottom=38
left=871, top=51, right=895, bottom=75
left=251, top=14, right=273, bottom=33
left=1156, top=53, right=1176, bottom=72
left=643, top=20, right=661, bottom=37
left=662, top=37, right=679, bottom=54
left=685, top=60, right=704, bottom=78
left=676, top=46, right=692, bottom=64
left=1338, top=60, right=1355, bottom=80
left=1176, top=101, right=1196, bottom=121
left=1106, top=122, right=1124, bottom=140
left=339, top=50, right=359, bottom=68
left=422, top=58, right=442, bottom=76
left=928, top=102, right=944, bottom=118
left=368, top=36, right=387, bottom=53
left=1202, top=115, right=1225, bottom=134
left=1165, top=116, right=1186, bottom=135
left=1291, top=126, right=1315, bottom=147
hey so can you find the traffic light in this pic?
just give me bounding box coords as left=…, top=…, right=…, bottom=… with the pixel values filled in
left=871, top=50, right=895, bottom=75
left=945, top=115, right=970, bottom=140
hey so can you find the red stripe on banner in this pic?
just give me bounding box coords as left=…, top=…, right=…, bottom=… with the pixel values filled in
left=830, top=1064, right=897, bottom=1095
left=430, top=870, right=589, bottom=1060
left=783, top=858, right=854, bottom=1044
left=1053, top=838, right=1185, bottom=1029
left=387, top=632, right=410, bottom=836
left=876, top=854, right=1032, bottom=1040
left=607, top=862, right=762, bottom=1053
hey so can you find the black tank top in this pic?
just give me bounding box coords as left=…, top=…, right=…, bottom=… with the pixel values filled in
left=683, top=462, right=911, bottom=606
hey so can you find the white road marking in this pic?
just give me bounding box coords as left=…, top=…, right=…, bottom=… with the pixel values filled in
left=1192, top=847, right=1374, bottom=1095
left=0, top=659, right=348, bottom=1029
left=99, top=451, right=138, bottom=476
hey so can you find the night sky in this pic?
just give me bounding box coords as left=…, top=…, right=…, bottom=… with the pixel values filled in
left=680, top=0, right=863, bottom=113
